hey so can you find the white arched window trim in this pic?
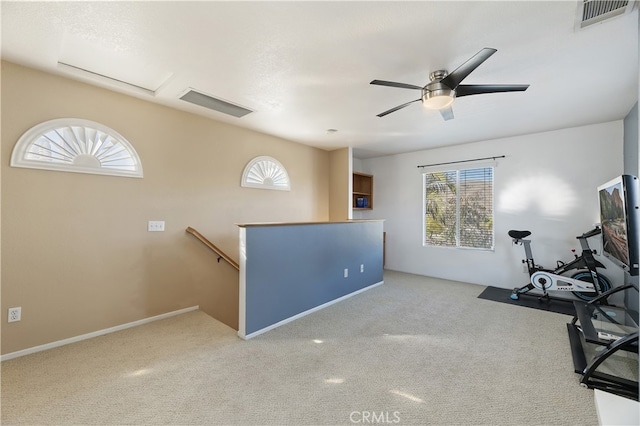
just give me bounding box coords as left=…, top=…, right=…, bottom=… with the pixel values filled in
left=10, top=118, right=143, bottom=178
left=241, top=156, right=290, bottom=191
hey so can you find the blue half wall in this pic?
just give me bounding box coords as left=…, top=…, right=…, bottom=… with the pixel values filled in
left=238, top=220, right=384, bottom=338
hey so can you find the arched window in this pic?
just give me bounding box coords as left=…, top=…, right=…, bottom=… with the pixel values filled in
left=241, top=156, right=290, bottom=191
left=10, top=118, right=143, bottom=178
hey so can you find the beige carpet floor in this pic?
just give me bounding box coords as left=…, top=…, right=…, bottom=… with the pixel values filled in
left=1, top=271, right=598, bottom=425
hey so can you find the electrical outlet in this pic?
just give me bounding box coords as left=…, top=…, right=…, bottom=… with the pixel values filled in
left=344, top=268, right=348, bottom=278
left=148, top=221, right=165, bottom=232
left=8, top=307, right=21, bottom=323
left=360, top=264, right=364, bottom=273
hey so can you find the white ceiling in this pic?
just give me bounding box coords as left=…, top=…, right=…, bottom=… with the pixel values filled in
left=1, top=1, right=638, bottom=159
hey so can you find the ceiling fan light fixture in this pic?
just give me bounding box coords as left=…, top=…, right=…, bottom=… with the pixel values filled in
left=422, top=88, right=455, bottom=110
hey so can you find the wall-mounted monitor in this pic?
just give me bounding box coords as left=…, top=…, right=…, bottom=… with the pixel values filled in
left=598, top=175, right=639, bottom=276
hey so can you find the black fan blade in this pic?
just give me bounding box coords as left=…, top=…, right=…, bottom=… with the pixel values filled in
left=376, top=99, right=421, bottom=117
left=456, top=84, right=529, bottom=97
left=370, top=80, right=423, bottom=90
left=439, top=107, right=454, bottom=121
left=440, top=48, right=497, bottom=90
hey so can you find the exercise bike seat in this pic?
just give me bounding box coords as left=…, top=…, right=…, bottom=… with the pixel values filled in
left=508, top=230, right=531, bottom=239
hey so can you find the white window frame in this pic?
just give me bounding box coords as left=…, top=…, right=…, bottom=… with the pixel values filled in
left=10, top=118, right=143, bottom=178
left=423, top=166, right=495, bottom=250
left=241, top=156, right=290, bottom=191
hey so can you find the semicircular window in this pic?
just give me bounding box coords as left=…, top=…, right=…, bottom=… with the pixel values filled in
left=241, top=156, right=290, bottom=191
left=10, top=118, right=143, bottom=178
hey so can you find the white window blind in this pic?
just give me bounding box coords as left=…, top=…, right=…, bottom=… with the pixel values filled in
left=10, top=118, right=143, bottom=178
left=241, top=156, right=290, bottom=191
left=424, top=167, right=494, bottom=249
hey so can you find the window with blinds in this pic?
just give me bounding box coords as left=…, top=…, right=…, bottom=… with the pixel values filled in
left=424, top=167, right=494, bottom=249
left=10, top=118, right=143, bottom=178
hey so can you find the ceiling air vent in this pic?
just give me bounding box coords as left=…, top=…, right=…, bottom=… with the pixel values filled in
left=179, top=89, right=253, bottom=118
left=577, top=0, right=635, bottom=28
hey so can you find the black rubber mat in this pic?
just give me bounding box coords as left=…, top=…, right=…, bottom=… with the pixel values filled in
left=477, top=286, right=576, bottom=316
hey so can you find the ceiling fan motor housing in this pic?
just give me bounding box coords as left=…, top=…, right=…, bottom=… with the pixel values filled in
left=422, top=70, right=455, bottom=109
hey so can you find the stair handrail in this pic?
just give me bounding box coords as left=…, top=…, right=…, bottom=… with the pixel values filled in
left=186, top=227, right=240, bottom=271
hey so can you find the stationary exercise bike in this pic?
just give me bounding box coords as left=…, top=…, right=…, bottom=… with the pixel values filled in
left=509, top=226, right=612, bottom=302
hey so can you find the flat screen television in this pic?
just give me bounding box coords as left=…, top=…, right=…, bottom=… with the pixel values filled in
left=598, top=175, right=639, bottom=276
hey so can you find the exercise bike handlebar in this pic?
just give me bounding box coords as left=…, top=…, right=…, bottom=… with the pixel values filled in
left=578, top=226, right=601, bottom=240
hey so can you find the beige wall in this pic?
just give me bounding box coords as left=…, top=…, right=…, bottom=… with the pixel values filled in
left=328, top=147, right=351, bottom=221
left=1, top=61, right=330, bottom=355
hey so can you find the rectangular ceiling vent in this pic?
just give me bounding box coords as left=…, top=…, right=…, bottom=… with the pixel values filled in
left=577, top=0, right=635, bottom=29
left=179, top=89, right=253, bottom=118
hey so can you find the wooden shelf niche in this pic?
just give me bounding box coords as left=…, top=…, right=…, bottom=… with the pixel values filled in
left=352, top=172, right=373, bottom=210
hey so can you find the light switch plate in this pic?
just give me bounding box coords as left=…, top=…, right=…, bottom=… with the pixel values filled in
left=148, top=221, right=165, bottom=232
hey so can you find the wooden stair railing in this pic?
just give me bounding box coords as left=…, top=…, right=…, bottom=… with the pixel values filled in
left=186, top=227, right=240, bottom=271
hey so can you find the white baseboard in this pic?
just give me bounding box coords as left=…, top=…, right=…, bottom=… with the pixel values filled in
left=0, top=306, right=199, bottom=361
left=239, top=281, right=384, bottom=340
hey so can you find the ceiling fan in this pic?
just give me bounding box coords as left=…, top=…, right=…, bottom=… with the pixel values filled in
left=370, top=48, right=529, bottom=121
